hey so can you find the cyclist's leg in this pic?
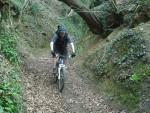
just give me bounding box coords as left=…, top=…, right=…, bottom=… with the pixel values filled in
left=63, top=49, right=68, bottom=65
left=53, top=48, right=59, bottom=73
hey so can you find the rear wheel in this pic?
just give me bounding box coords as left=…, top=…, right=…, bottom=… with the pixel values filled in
left=58, top=68, right=64, bottom=92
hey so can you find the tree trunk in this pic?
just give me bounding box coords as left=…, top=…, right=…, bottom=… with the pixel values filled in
left=58, top=0, right=104, bottom=34
left=0, top=0, right=4, bottom=9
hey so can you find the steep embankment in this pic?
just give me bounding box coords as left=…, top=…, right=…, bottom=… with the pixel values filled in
left=84, top=21, right=150, bottom=113
left=0, top=27, right=23, bottom=112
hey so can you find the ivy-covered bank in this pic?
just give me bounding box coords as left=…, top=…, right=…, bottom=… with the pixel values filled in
left=84, top=24, right=150, bottom=112
left=0, top=29, right=23, bottom=113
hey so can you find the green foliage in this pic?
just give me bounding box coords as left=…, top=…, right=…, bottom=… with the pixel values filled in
left=0, top=32, right=20, bottom=64
left=130, top=73, right=141, bottom=82
left=0, top=69, right=22, bottom=113
left=130, top=63, right=150, bottom=82
left=95, top=30, right=146, bottom=81
left=0, top=106, right=4, bottom=113
left=90, top=0, right=108, bottom=8
left=85, top=29, right=148, bottom=111
left=95, top=78, right=140, bottom=111
left=92, top=0, right=117, bottom=31
left=138, top=0, right=150, bottom=6
left=118, top=0, right=150, bottom=27
left=80, top=0, right=94, bottom=7
left=10, top=0, right=25, bottom=9
left=0, top=28, right=23, bottom=113
left=119, top=92, right=139, bottom=109
left=31, top=3, right=41, bottom=15
left=0, top=59, right=23, bottom=113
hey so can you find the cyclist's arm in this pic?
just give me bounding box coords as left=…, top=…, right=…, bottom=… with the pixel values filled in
left=50, top=42, right=54, bottom=51
left=70, top=42, right=75, bottom=53
left=50, top=33, right=57, bottom=52
left=68, top=35, right=75, bottom=53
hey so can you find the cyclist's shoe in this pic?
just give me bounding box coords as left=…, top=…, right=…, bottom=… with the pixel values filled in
left=71, top=52, right=76, bottom=58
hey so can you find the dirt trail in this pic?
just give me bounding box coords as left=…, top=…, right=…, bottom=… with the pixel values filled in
left=22, top=51, right=125, bottom=113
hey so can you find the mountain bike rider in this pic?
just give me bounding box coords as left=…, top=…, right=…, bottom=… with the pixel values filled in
left=50, top=25, right=76, bottom=72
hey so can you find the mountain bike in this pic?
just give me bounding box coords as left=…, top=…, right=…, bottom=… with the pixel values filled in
left=52, top=53, right=75, bottom=92
left=53, top=55, right=71, bottom=92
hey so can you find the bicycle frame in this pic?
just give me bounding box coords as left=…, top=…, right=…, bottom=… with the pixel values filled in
left=56, top=56, right=67, bottom=92
left=53, top=54, right=71, bottom=92
left=58, top=58, right=66, bottom=80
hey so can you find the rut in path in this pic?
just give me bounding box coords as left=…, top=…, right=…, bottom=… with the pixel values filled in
left=22, top=53, right=125, bottom=113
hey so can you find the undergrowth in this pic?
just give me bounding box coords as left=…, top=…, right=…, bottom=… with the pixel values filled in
left=84, top=29, right=150, bottom=111
left=0, top=31, right=20, bottom=64
left=0, top=30, right=23, bottom=113
left=0, top=63, right=23, bottom=113
left=10, top=0, right=25, bottom=9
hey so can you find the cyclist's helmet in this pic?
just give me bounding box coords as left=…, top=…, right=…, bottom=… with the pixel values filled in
left=57, top=25, right=66, bottom=33
left=57, top=25, right=66, bottom=38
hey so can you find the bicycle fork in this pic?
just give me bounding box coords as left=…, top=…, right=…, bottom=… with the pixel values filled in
left=58, top=64, right=66, bottom=79
left=58, top=64, right=64, bottom=79
left=58, top=67, right=61, bottom=80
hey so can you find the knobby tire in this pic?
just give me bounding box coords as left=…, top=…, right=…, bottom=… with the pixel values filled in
left=58, top=69, right=64, bottom=92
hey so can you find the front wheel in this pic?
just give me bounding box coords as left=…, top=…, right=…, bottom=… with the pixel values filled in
left=53, top=68, right=58, bottom=83
left=58, top=68, right=64, bottom=92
